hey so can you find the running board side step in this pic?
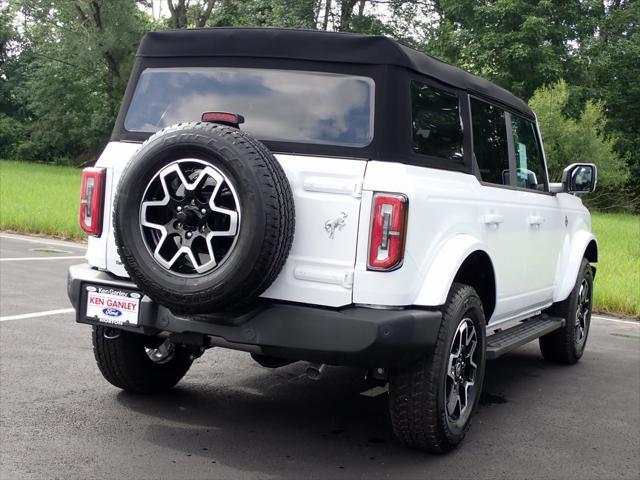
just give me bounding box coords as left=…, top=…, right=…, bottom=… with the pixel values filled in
left=486, top=314, right=565, bottom=360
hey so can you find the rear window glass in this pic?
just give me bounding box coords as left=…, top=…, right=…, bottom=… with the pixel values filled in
left=124, top=67, right=375, bottom=148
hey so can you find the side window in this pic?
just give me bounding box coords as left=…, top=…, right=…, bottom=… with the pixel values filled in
left=511, top=115, right=546, bottom=191
left=411, top=81, right=463, bottom=161
left=470, top=98, right=509, bottom=185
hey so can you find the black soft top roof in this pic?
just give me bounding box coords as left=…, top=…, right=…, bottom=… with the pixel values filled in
left=138, top=27, right=533, bottom=118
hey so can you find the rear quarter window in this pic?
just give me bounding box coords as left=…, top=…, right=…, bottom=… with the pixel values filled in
left=410, top=81, right=464, bottom=161
left=470, top=98, right=510, bottom=185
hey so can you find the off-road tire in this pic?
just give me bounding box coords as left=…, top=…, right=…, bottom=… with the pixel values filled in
left=113, top=122, right=295, bottom=314
left=388, top=283, right=486, bottom=453
left=539, top=258, right=594, bottom=364
left=92, top=326, right=193, bottom=394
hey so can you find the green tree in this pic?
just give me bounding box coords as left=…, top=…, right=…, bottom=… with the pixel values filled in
left=8, top=0, right=151, bottom=163
left=166, top=0, right=217, bottom=28
left=0, top=5, right=24, bottom=159
left=209, top=0, right=318, bottom=29
left=530, top=80, right=632, bottom=210
left=427, top=0, right=600, bottom=99
left=589, top=0, right=640, bottom=207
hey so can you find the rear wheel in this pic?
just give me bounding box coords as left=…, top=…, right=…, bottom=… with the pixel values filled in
left=388, top=283, right=486, bottom=453
left=92, top=326, right=193, bottom=393
left=539, top=258, right=594, bottom=364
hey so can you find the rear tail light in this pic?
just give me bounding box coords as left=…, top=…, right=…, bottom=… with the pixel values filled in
left=368, top=193, right=408, bottom=271
left=79, top=167, right=105, bottom=237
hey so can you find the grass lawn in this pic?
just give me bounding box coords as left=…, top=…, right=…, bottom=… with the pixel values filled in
left=0, top=161, right=84, bottom=240
left=0, top=160, right=638, bottom=317
left=591, top=212, right=640, bottom=318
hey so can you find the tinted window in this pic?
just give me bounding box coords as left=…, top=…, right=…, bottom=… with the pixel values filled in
left=511, top=115, right=546, bottom=190
left=470, top=98, right=509, bottom=185
left=411, top=81, right=463, bottom=160
left=124, top=68, right=374, bottom=147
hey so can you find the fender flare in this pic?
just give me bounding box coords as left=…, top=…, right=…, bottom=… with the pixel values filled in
left=553, top=231, right=598, bottom=303
left=413, top=234, right=491, bottom=307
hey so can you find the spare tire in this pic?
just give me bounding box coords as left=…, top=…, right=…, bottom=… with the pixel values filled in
left=113, top=122, right=295, bottom=314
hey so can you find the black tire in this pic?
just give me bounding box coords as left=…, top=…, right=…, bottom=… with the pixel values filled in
left=388, top=283, right=486, bottom=453
left=92, top=326, right=193, bottom=394
left=113, top=122, right=295, bottom=314
left=539, top=258, right=594, bottom=364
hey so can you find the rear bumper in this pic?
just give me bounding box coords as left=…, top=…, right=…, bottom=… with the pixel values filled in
left=67, top=263, right=442, bottom=367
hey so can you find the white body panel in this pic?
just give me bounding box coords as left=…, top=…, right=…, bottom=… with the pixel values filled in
left=86, top=141, right=141, bottom=273
left=353, top=161, right=592, bottom=325
left=89, top=142, right=595, bottom=322
left=259, top=154, right=366, bottom=307
left=90, top=143, right=366, bottom=307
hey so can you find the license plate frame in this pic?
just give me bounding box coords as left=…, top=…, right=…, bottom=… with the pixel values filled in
left=83, top=284, right=142, bottom=327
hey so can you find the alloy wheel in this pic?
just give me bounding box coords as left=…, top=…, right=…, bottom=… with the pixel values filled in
left=575, top=279, right=591, bottom=349
left=139, top=159, right=241, bottom=276
left=445, top=317, right=479, bottom=428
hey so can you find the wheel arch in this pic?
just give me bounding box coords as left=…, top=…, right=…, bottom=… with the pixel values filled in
left=413, top=235, right=497, bottom=322
left=452, top=251, right=496, bottom=322
left=585, top=239, right=598, bottom=263
left=553, top=231, right=598, bottom=303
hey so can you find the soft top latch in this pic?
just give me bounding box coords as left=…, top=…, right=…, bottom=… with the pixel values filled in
left=201, top=111, right=245, bottom=128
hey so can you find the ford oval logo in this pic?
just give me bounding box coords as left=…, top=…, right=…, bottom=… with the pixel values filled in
left=103, top=308, right=122, bottom=317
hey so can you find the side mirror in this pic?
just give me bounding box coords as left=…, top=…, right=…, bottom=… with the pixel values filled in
left=561, top=163, right=597, bottom=194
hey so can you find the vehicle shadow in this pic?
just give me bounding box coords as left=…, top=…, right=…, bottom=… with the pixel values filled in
left=116, top=345, right=562, bottom=477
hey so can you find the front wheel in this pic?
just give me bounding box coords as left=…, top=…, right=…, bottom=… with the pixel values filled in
left=92, top=326, right=193, bottom=393
left=388, top=283, right=486, bottom=453
left=539, top=258, right=594, bottom=364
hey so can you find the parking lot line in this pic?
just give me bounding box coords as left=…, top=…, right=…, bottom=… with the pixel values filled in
left=0, top=256, right=85, bottom=262
left=0, top=308, right=75, bottom=322
left=592, top=315, right=639, bottom=326
left=0, top=233, right=86, bottom=250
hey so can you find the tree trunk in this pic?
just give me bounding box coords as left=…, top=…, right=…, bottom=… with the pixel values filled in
left=339, top=0, right=358, bottom=31
left=167, top=0, right=188, bottom=29
left=74, top=1, right=120, bottom=99
left=322, top=0, right=332, bottom=30
left=314, top=0, right=322, bottom=27
left=195, top=0, right=217, bottom=28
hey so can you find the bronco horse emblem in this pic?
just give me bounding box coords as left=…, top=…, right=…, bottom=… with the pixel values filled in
left=324, top=212, right=348, bottom=239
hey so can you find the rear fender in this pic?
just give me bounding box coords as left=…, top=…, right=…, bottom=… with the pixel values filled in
left=413, top=234, right=489, bottom=306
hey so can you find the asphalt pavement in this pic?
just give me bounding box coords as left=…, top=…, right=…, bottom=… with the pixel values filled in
left=0, top=233, right=639, bottom=480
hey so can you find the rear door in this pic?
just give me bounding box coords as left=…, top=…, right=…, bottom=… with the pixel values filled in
left=470, top=98, right=534, bottom=323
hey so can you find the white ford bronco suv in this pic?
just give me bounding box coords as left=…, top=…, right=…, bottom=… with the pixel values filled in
left=67, top=28, right=598, bottom=453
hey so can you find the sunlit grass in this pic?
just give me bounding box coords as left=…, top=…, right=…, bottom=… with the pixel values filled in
left=0, top=160, right=84, bottom=240
left=591, top=212, right=640, bottom=318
